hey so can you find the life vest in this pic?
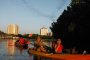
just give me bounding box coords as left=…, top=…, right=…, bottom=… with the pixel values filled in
left=20, top=38, right=24, bottom=44
left=53, top=42, right=56, bottom=47
left=57, top=44, right=63, bottom=52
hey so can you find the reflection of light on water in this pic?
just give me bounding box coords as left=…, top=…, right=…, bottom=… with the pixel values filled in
left=0, top=39, right=56, bottom=60
left=6, top=39, right=17, bottom=55
left=8, top=56, right=17, bottom=59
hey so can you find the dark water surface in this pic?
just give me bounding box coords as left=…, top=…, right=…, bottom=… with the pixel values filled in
left=0, top=39, right=56, bottom=60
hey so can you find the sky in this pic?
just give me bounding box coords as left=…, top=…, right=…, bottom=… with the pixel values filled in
left=0, top=0, right=71, bottom=35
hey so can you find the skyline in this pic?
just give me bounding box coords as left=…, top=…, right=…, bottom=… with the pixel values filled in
left=0, top=0, right=71, bottom=35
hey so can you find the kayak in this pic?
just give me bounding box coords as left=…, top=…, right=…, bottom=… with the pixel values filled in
left=15, top=42, right=28, bottom=49
left=28, top=49, right=90, bottom=60
left=15, top=41, right=30, bottom=49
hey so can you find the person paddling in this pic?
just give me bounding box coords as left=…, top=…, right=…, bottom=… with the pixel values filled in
left=34, top=36, right=46, bottom=52
left=54, top=39, right=63, bottom=53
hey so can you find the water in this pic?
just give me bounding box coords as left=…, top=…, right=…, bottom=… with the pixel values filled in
left=0, top=39, right=56, bottom=60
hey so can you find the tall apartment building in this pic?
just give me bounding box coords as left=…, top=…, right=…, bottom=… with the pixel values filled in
left=7, top=24, right=18, bottom=35
left=40, top=27, right=48, bottom=36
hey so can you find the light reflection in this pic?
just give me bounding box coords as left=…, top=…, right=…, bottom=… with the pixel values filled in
left=8, top=56, right=17, bottom=59
left=17, top=46, right=25, bottom=54
left=0, top=39, right=56, bottom=60
left=6, top=39, right=17, bottom=55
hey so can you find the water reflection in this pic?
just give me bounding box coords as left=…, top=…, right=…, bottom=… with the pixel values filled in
left=16, top=46, right=26, bottom=54
left=6, top=39, right=16, bottom=55
left=33, top=56, right=46, bottom=60
left=28, top=53, right=33, bottom=58
left=0, top=39, right=56, bottom=60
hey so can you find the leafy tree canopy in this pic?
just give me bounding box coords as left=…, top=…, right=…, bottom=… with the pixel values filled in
left=50, top=0, right=90, bottom=53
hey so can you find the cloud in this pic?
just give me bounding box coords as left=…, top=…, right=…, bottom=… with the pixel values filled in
left=13, top=0, right=67, bottom=22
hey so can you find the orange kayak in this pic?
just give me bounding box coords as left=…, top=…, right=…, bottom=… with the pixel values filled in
left=28, top=49, right=90, bottom=60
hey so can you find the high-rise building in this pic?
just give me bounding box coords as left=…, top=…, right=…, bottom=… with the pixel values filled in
left=40, top=27, right=48, bottom=36
left=7, top=24, right=18, bottom=35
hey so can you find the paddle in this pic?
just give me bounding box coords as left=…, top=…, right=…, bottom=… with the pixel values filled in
left=30, top=43, right=53, bottom=53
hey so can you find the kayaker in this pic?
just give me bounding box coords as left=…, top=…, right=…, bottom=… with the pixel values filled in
left=16, top=37, right=20, bottom=42
left=54, top=39, right=63, bottom=53
left=34, top=36, right=46, bottom=52
left=19, top=37, right=25, bottom=44
left=15, top=37, right=20, bottom=45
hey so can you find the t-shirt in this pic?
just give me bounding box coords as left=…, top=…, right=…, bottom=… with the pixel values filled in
left=34, top=40, right=45, bottom=50
left=56, top=44, right=63, bottom=52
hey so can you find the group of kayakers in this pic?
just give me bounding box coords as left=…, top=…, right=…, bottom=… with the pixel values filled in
left=16, top=36, right=63, bottom=53
left=33, top=36, right=63, bottom=53
left=15, top=36, right=77, bottom=54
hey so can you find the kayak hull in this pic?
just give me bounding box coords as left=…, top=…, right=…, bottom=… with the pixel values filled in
left=28, top=49, right=90, bottom=60
left=15, top=42, right=28, bottom=49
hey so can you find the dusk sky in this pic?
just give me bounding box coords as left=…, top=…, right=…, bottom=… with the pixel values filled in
left=0, top=0, right=71, bottom=35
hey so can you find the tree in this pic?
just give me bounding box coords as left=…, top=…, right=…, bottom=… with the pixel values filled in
left=0, top=30, right=6, bottom=34
left=50, top=0, right=90, bottom=53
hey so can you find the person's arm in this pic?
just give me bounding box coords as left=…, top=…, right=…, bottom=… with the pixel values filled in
left=54, top=44, right=60, bottom=52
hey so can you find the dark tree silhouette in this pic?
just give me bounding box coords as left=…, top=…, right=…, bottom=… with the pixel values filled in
left=50, top=0, right=90, bottom=54
left=0, top=30, right=6, bottom=34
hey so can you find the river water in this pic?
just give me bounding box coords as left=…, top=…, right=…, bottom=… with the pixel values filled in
left=0, top=39, right=56, bottom=60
